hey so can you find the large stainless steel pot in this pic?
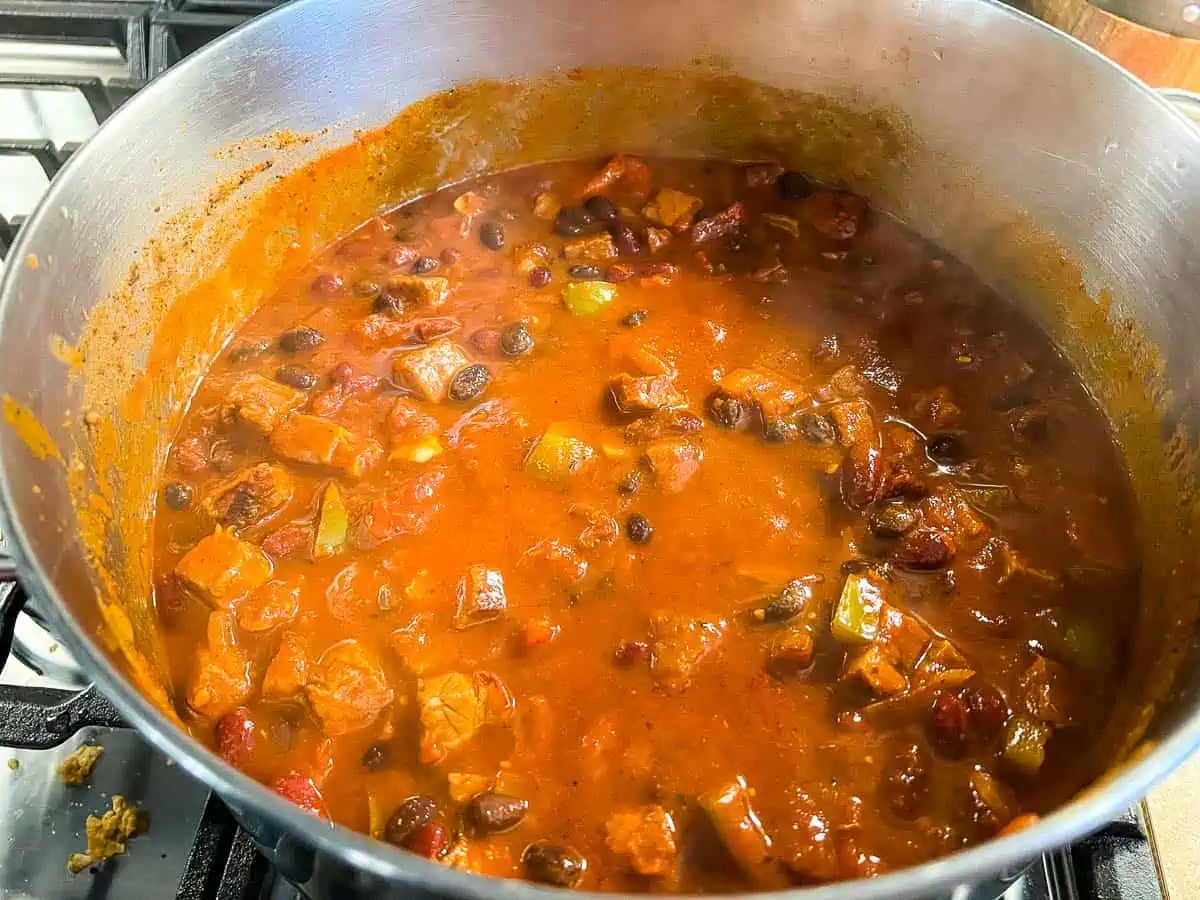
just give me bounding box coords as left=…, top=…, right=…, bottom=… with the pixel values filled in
left=1, top=1, right=1198, bottom=897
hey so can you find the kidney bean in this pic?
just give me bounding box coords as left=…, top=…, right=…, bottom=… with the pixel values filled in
left=626, top=513, right=653, bottom=544
left=611, top=221, right=643, bottom=256
left=309, top=272, right=343, bottom=297
left=613, top=639, right=650, bottom=666
left=216, top=707, right=256, bottom=770
left=964, top=684, right=1009, bottom=740
left=228, top=340, right=270, bottom=364
left=411, top=255, right=439, bottom=275
left=500, top=323, right=534, bottom=357
left=528, top=266, right=552, bottom=288
left=691, top=201, right=747, bottom=244
left=278, top=325, right=324, bottom=353
left=275, top=365, right=318, bottom=390
left=163, top=481, right=193, bottom=511
left=385, top=795, right=439, bottom=848
left=479, top=221, right=506, bottom=251
left=272, top=772, right=327, bottom=817
left=374, top=290, right=406, bottom=318
left=522, top=841, right=587, bottom=888
left=554, top=206, right=604, bottom=237
left=386, top=245, right=419, bottom=269
left=407, top=822, right=448, bottom=859
left=583, top=195, right=618, bottom=222
left=891, top=527, right=955, bottom=570
left=929, top=691, right=969, bottom=757
left=448, top=364, right=491, bottom=402
left=467, top=792, right=529, bottom=835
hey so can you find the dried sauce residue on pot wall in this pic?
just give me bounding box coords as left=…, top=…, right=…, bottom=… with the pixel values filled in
left=64, top=67, right=1197, bottom=780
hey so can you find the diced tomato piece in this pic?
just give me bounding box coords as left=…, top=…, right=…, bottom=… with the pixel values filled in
left=215, top=707, right=257, bottom=771
left=272, top=771, right=328, bottom=817
left=355, top=469, right=445, bottom=547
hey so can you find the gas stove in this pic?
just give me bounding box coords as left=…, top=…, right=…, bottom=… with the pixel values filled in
left=0, top=3, right=1173, bottom=899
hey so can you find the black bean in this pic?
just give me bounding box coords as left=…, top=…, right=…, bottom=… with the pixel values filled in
left=479, top=221, right=506, bottom=251
left=926, top=431, right=969, bottom=467
left=228, top=340, right=270, bottom=364
left=163, top=482, right=193, bottom=511
left=385, top=795, right=439, bottom=848
left=278, top=326, right=325, bottom=353
left=528, top=266, right=552, bottom=288
left=617, top=470, right=643, bottom=495
left=620, top=309, right=648, bottom=329
left=762, top=416, right=800, bottom=443
left=500, top=323, right=534, bottom=357
left=778, top=170, right=815, bottom=200
left=568, top=265, right=603, bottom=280
left=275, top=365, right=318, bottom=390
left=361, top=745, right=387, bottom=771
left=726, top=230, right=747, bottom=253
left=708, top=393, right=745, bottom=429
left=448, top=364, right=491, bottom=402
left=611, top=222, right=643, bottom=256
left=868, top=501, right=921, bottom=538
left=798, top=412, right=836, bottom=445
left=411, top=256, right=439, bottom=275
left=466, top=792, right=528, bottom=835
left=352, top=280, right=381, bottom=299
left=554, top=206, right=602, bottom=237
left=222, top=487, right=262, bottom=527
left=210, top=443, right=237, bottom=473
left=522, top=841, right=586, bottom=888
left=626, top=513, right=653, bottom=544
left=584, top=195, right=619, bottom=222
left=374, top=290, right=406, bottom=318
left=756, top=579, right=814, bottom=623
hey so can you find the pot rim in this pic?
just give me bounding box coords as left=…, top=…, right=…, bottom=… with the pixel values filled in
left=2, top=0, right=1199, bottom=896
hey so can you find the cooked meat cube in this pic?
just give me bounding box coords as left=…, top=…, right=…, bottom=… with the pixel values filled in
left=766, top=628, right=816, bottom=678
left=642, top=188, right=702, bottom=230
left=270, top=414, right=382, bottom=477
left=604, top=805, right=678, bottom=877
left=829, top=400, right=878, bottom=448
left=920, top=486, right=988, bottom=541
left=700, top=777, right=788, bottom=889
left=649, top=613, right=726, bottom=691
left=353, top=469, right=445, bottom=548
left=325, top=560, right=396, bottom=623
left=842, top=645, right=907, bottom=697
left=914, top=386, right=963, bottom=429
left=386, top=274, right=451, bottom=308
left=569, top=503, right=620, bottom=549
left=1019, top=656, right=1082, bottom=727
left=801, top=190, right=867, bottom=241
left=642, top=438, right=703, bottom=492
left=235, top=578, right=302, bottom=632
left=522, top=539, right=588, bottom=587
left=200, top=463, right=294, bottom=528
left=418, top=671, right=513, bottom=764
left=454, top=565, right=507, bottom=629
left=891, top=527, right=956, bottom=570
left=876, top=604, right=931, bottom=671
left=841, top=441, right=882, bottom=509
left=775, top=791, right=838, bottom=883
left=622, top=409, right=704, bottom=444
left=263, top=631, right=309, bottom=700
left=187, top=613, right=252, bottom=716
left=609, top=373, right=688, bottom=413
left=221, top=374, right=307, bottom=434
left=563, top=233, right=619, bottom=263
left=306, top=639, right=394, bottom=735
left=691, top=201, right=747, bottom=244
left=393, top=339, right=473, bottom=402
left=175, top=528, right=273, bottom=607
left=717, top=367, right=807, bottom=423
left=385, top=397, right=439, bottom=443
left=816, top=365, right=869, bottom=403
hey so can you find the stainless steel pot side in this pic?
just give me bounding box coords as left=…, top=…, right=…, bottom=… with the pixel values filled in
left=1, top=1, right=1199, bottom=898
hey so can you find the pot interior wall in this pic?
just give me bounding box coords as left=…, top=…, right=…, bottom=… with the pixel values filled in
left=2, top=0, right=1198, bottom=807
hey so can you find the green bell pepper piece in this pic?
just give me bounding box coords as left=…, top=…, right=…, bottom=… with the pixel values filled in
left=525, top=425, right=594, bottom=484
left=313, top=482, right=348, bottom=559
left=562, top=281, right=617, bottom=315
left=831, top=572, right=884, bottom=646
left=1002, top=713, right=1051, bottom=774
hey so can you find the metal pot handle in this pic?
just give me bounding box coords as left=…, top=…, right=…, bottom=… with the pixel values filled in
left=0, top=551, right=129, bottom=745
left=1157, top=88, right=1200, bottom=126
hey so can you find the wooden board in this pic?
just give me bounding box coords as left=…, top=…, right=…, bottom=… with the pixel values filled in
left=1031, top=0, right=1200, bottom=91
